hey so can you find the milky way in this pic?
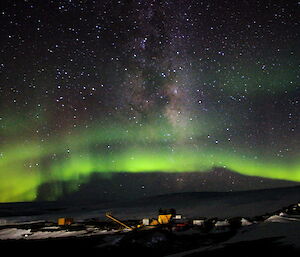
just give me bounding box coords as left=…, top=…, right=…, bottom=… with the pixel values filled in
left=0, top=0, right=299, bottom=202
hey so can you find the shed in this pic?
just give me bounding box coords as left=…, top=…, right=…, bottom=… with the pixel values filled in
left=58, top=217, right=73, bottom=226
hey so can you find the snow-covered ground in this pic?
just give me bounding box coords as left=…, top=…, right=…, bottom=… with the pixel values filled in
left=166, top=215, right=300, bottom=257
left=227, top=221, right=300, bottom=248
left=0, top=212, right=299, bottom=243
left=0, top=225, right=121, bottom=240
left=0, top=228, right=31, bottom=240
left=0, top=186, right=299, bottom=257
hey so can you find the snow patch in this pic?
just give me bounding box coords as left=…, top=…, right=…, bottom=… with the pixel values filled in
left=28, top=230, right=86, bottom=239
left=215, top=220, right=230, bottom=227
left=241, top=218, right=252, bottom=226
left=0, top=228, right=31, bottom=240
left=265, top=215, right=300, bottom=223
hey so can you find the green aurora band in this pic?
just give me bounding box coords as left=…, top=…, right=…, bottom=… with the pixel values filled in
left=1, top=117, right=300, bottom=202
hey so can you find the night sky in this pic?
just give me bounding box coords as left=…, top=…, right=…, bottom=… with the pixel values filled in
left=0, top=0, right=300, bottom=202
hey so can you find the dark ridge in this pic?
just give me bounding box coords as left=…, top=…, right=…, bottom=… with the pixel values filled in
left=35, top=168, right=300, bottom=203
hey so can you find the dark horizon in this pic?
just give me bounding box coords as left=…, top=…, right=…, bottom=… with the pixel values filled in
left=36, top=168, right=300, bottom=202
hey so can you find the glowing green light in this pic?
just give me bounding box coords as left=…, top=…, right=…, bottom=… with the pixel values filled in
left=1, top=118, right=300, bottom=202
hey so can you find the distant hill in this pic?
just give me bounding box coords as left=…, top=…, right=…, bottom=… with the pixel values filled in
left=39, top=168, right=300, bottom=202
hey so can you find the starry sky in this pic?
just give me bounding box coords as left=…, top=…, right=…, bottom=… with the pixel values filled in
left=0, top=0, right=299, bottom=202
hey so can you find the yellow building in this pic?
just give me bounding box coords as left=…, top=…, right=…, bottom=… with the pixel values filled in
left=58, top=217, right=73, bottom=226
